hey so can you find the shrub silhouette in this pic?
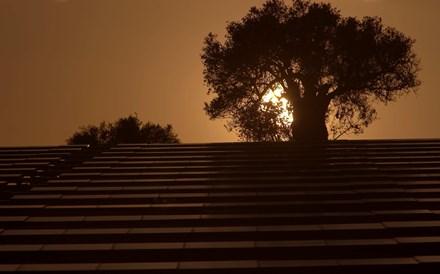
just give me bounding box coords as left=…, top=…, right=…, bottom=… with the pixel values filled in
left=67, top=114, right=181, bottom=146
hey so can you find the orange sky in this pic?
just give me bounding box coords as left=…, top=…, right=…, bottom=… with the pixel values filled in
left=0, top=0, right=439, bottom=146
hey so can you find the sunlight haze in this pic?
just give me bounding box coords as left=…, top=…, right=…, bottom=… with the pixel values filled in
left=0, top=0, right=438, bottom=145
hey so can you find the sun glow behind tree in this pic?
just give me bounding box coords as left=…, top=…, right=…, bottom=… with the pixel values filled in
left=262, top=86, right=293, bottom=124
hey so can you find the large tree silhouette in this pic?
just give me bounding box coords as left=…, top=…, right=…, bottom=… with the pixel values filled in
left=202, top=0, right=420, bottom=142
left=67, top=114, right=181, bottom=146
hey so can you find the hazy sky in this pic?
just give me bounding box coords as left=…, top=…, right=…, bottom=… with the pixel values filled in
left=0, top=0, right=439, bottom=146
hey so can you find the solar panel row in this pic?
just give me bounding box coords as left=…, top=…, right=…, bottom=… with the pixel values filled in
left=1, top=140, right=440, bottom=273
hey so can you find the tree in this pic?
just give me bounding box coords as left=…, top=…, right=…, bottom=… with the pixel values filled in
left=202, top=0, right=420, bottom=142
left=66, top=114, right=181, bottom=146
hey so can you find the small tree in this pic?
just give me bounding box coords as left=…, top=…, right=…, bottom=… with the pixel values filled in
left=67, top=114, right=181, bottom=146
left=202, top=0, right=420, bottom=142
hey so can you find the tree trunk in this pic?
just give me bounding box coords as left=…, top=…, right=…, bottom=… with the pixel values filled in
left=291, top=96, right=329, bottom=142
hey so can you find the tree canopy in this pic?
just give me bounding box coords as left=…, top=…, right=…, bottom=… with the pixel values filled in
left=66, top=114, right=181, bottom=146
left=202, top=0, right=420, bottom=142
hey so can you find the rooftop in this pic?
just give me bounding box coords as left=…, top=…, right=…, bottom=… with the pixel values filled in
left=1, top=139, right=440, bottom=273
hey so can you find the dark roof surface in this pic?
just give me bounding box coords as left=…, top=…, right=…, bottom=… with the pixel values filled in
left=1, top=139, right=440, bottom=273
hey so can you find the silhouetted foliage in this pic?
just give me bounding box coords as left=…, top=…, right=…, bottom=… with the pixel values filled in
left=202, top=0, right=420, bottom=142
left=67, top=114, right=181, bottom=146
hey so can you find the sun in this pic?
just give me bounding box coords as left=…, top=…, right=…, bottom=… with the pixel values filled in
left=262, top=86, right=293, bottom=123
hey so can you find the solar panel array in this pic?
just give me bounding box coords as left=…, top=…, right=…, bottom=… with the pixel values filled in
left=1, top=140, right=440, bottom=273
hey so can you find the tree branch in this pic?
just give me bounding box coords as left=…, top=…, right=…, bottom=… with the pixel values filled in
left=333, top=117, right=361, bottom=140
